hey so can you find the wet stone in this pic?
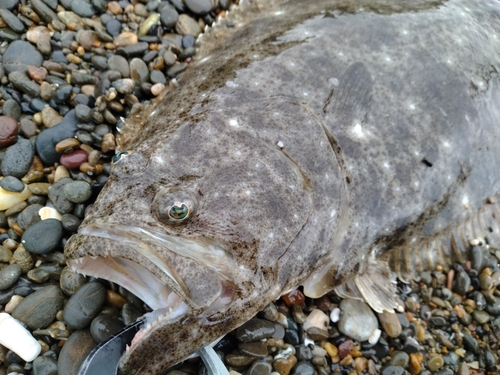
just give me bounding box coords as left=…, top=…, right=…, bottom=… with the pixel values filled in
left=22, top=218, right=63, bottom=254
left=60, top=266, right=87, bottom=296
left=63, top=281, right=107, bottom=330
left=427, top=354, right=444, bottom=371
left=60, top=149, right=88, bottom=169
left=389, top=351, right=409, bottom=367
left=90, top=314, right=125, bottom=343
left=0, top=176, right=24, bottom=192
left=175, top=13, right=202, bottom=35
left=121, top=302, right=143, bottom=325
left=248, top=360, right=272, bottom=375
left=11, top=285, right=64, bottom=329
left=57, top=329, right=96, bottom=375
left=0, top=264, right=22, bottom=290
left=453, top=270, right=471, bottom=295
left=485, top=296, right=500, bottom=314
left=2, top=100, right=21, bottom=121
left=462, top=333, right=479, bottom=354
left=1, top=137, right=34, bottom=179
left=472, top=310, right=490, bottom=324
left=3, top=40, right=44, bottom=74
left=238, top=341, right=268, bottom=358
left=0, top=8, right=25, bottom=33
left=130, top=57, right=149, bottom=83
left=236, top=318, right=276, bottom=342
left=167, top=62, right=188, bottom=77
left=74, top=104, right=92, bottom=122
left=113, top=78, right=136, bottom=94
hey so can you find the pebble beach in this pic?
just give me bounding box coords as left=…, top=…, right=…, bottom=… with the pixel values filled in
left=0, top=0, right=499, bottom=375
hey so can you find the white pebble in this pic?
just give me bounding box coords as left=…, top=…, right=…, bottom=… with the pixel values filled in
left=0, top=313, right=41, bottom=362
left=303, top=309, right=329, bottom=331
left=5, top=295, right=24, bottom=313
left=0, top=186, right=32, bottom=211
left=276, top=312, right=288, bottom=328
left=39, top=207, right=62, bottom=221
left=368, top=328, right=382, bottom=344
left=330, top=307, right=340, bottom=323
left=304, top=336, right=315, bottom=348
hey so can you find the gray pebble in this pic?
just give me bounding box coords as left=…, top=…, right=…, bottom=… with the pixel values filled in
left=338, top=298, right=378, bottom=342
left=462, top=333, right=479, bottom=354
left=389, top=351, right=409, bottom=367
left=32, top=356, right=58, bottom=375
left=0, top=264, right=22, bottom=290
left=57, top=330, right=96, bottom=375
left=292, top=361, right=314, bottom=375
left=0, top=175, right=25, bottom=192
left=71, top=0, right=95, bottom=17
left=381, top=366, right=405, bottom=375
left=22, top=218, right=63, bottom=254
left=185, top=0, right=216, bottom=14
left=108, top=55, right=130, bottom=78
left=159, top=4, right=179, bottom=28
left=48, top=177, right=74, bottom=214
left=63, top=281, right=107, bottom=330
left=122, top=303, right=144, bottom=325
left=63, top=180, right=92, bottom=203
left=167, top=62, right=188, bottom=77
left=130, top=57, right=149, bottom=83
left=31, top=0, right=58, bottom=23
left=150, top=69, right=167, bottom=85
left=2, top=40, right=43, bottom=74
left=61, top=213, right=82, bottom=232
left=113, top=78, right=135, bottom=94
left=8, top=71, right=40, bottom=97
left=75, top=104, right=92, bottom=122
left=1, top=137, right=35, bottom=179
left=12, top=285, right=64, bottom=329
left=0, top=8, right=25, bottom=33
left=17, top=203, right=43, bottom=230
left=453, top=270, right=471, bottom=295
left=248, top=360, right=272, bottom=375
left=2, top=99, right=21, bottom=121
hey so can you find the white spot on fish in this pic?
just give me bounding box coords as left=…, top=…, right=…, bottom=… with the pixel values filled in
left=274, top=112, right=280, bottom=117
left=325, top=173, right=329, bottom=180
left=154, top=155, right=165, bottom=164
left=402, top=29, right=408, bottom=35
left=277, top=140, right=284, bottom=149
left=255, top=163, right=260, bottom=168
left=289, top=61, right=296, bottom=67
left=328, top=77, right=339, bottom=86
left=269, top=233, right=274, bottom=239
left=414, top=181, right=420, bottom=187
left=462, top=195, right=469, bottom=206
left=226, top=81, right=238, bottom=88
left=409, top=104, right=416, bottom=110
left=352, top=123, right=364, bottom=138
left=330, top=209, right=336, bottom=218
left=383, top=162, right=390, bottom=169
left=254, top=81, right=260, bottom=86
left=414, top=150, right=420, bottom=156
left=229, top=119, right=239, bottom=127
left=235, top=150, right=242, bottom=156
left=246, top=190, right=251, bottom=195
left=338, top=51, right=344, bottom=56
left=443, top=141, right=451, bottom=147
left=150, top=110, right=156, bottom=116
left=385, top=56, right=392, bottom=62
left=303, top=92, right=309, bottom=96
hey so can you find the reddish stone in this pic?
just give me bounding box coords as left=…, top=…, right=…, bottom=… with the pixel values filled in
left=282, top=289, right=305, bottom=307
left=60, top=149, right=88, bottom=169
left=338, top=339, right=354, bottom=358
left=0, top=116, right=19, bottom=148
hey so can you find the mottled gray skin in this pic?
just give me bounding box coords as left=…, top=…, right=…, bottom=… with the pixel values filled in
left=65, top=1, right=500, bottom=374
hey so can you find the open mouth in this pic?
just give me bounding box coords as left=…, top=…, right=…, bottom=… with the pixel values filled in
left=65, top=224, right=236, bottom=350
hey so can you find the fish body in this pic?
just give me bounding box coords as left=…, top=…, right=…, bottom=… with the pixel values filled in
left=64, top=1, right=500, bottom=374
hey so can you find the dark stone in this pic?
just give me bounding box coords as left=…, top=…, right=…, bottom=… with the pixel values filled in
left=1, top=137, right=34, bottom=179
left=57, top=330, right=96, bottom=375
left=22, top=219, right=63, bottom=254
left=63, top=282, right=107, bottom=330
left=3, top=40, right=43, bottom=74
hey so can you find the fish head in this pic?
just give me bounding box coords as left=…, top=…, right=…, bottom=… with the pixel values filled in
left=64, top=108, right=320, bottom=374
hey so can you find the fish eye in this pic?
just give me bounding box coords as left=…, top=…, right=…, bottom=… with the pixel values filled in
left=112, top=151, right=129, bottom=164
left=154, top=189, right=198, bottom=225
left=110, top=151, right=147, bottom=178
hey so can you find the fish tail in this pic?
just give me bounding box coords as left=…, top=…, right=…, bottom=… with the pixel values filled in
left=388, top=196, right=500, bottom=283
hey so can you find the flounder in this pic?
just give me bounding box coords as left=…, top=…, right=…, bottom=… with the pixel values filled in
left=64, top=0, right=500, bottom=374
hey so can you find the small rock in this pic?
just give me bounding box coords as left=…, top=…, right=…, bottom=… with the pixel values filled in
left=63, top=282, right=107, bottom=330
left=378, top=310, right=402, bottom=338
left=1, top=137, right=34, bottom=179
left=57, top=329, right=96, bottom=375
left=90, top=314, right=124, bottom=343
left=0, top=176, right=25, bottom=192
left=22, top=218, right=63, bottom=254
left=338, top=298, right=378, bottom=342
left=63, top=180, right=92, bottom=203
left=236, top=318, right=276, bottom=342
left=0, top=264, right=22, bottom=291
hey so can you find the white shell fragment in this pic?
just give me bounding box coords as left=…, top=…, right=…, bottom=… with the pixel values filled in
left=303, top=309, right=330, bottom=331
left=0, top=186, right=31, bottom=211
left=368, top=328, right=382, bottom=345
left=39, top=206, right=62, bottom=221
left=330, top=307, right=341, bottom=323
left=0, top=313, right=41, bottom=362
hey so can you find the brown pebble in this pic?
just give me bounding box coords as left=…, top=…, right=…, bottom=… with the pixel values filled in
left=88, top=150, right=101, bottom=165
left=282, top=289, right=305, bottom=307
left=377, top=310, right=402, bottom=338
left=106, top=290, right=127, bottom=308
left=39, top=82, right=55, bottom=101
left=338, top=340, right=353, bottom=358
left=11, top=223, right=24, bottom=236
left=447, top=269, right=455, bottom=290
left=339, top=354, right=353, bottom=366
left=108, top=1, right=122, bottom=14
left=28, top=66, right=48, bottom=82
left=238, top=341, right=268, bottom=358
left=55, top=138, right=81, bottom=154
left=54, top=165, right=70, bottom=181
left=19, top=118, right=38, bottom=138
left=0, top=116, right=19, bottom=147
left=41, top=106, right=63, bottom=128
left=273, top=355, right=297, bottom=375
left=66, top=53, right=82, bottom=64
left=409, top=353, right=423, bottom=375
left=151, top=83, right=165, bottom=96
left=79, top=162, right=97, bottom=175
left=79, top=144, right=94, bottom=154
left=101, top=133, right=116, bottom=153
left=114, top=32, right=138, bottom=47
left=354, top=357, right=368, bottom=372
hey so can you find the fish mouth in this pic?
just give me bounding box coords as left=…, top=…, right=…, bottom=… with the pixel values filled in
left=65, top=224, right=237, bottom=351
